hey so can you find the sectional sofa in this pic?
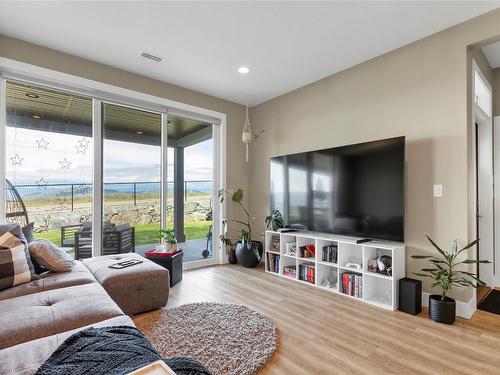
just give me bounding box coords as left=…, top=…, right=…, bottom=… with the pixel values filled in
left=0, top=255, right=169, bottom=374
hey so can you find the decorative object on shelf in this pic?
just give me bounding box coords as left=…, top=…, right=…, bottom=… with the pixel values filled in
left=367, top=259, right=378, bottom=273
left=271, top=237, right=280, bottom=251
left=345, top=257, right=362, bottom=270
left=285, top=242, right=297, bottom=256
left=219, top=188, right=262, bottom=267
left=265, top=209, right=283, bottom=231
left=412, top=236, right=490, bottom=324
left=159, top=228, right=177, bottom=253
left=35, top=137, right=49, bottom=149
left=377, top=255, right=392, bottom=276
left=321, top=275, right=338, bottom=289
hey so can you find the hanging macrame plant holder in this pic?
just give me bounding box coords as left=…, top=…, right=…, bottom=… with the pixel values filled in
left=242, top=103, right=252, bottom=162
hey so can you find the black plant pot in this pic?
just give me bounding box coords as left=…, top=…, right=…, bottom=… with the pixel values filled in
left=235, top=240, right=263, bottom=268
left=227, top=246, right=237, bottom=264
left=429, top=295, right=456, bottom=324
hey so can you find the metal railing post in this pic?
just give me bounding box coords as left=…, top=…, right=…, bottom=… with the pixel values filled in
left=71, top=184, right=74, bottom=211
left=133, top=183, right=137, bottom=206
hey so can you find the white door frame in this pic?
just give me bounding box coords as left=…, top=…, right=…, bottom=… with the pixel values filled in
left=0, top=58, right=227, bottom=268
left=472, top=61, right=495, bottom=290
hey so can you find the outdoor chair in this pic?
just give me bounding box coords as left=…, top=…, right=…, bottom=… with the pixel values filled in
left=61, top=221, right=135, bottom=259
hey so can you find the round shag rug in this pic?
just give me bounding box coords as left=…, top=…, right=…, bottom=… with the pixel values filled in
left=135, top=302, right=278, bottom=375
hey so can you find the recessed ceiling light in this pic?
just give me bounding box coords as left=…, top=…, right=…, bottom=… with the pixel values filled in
left=140, top=51, right=163, bottom=62
left=32, top=114, right=41, bottom=119
left=238, top=66, right=250, bottom=74
left=136, top=131, right=144, bottom=135
left=26, top=93, right=39, bottom=99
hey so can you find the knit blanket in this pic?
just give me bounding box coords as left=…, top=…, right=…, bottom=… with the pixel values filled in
left=36, top=326, right=211, bottom=375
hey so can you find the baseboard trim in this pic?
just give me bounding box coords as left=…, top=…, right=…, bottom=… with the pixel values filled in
left=421, top=292, right=476, bottom=319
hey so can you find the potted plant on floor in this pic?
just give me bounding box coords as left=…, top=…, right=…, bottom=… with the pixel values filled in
left=412, top=236, right=490, bottom=324
left=265, top=209, right=283, bottom=231
left=219, top=188, right=263, bottom=267
left=159, top=228, right=177, bottom=253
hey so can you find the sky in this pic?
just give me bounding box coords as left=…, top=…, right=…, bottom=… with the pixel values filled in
left=6, top=127, right=213, bottom=185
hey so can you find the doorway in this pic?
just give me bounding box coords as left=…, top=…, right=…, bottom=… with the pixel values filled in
left=473, top=63, right=495, bottom=304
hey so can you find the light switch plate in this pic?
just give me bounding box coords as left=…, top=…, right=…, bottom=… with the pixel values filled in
left=433, top=184, right=443, bottom=198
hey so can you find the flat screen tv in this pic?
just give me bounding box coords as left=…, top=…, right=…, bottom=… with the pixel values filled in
left=270, top=136, right=405, bottom=242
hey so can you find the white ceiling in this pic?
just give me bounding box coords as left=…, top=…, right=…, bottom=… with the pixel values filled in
left=0, top=1, right=499, bottom=106
left=482, top=40, right=500, bottom=68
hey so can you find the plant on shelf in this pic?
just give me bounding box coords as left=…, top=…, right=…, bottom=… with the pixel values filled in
left=159, top=228, right=177, bottom=252
left=412, top=236, right=490, bottom=324
left=265, top=209, right=283, bottom=231
left=219, top=188, right=262, bottom=267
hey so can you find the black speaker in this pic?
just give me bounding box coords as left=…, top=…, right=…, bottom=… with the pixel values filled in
left=399, top=277, right=422, bottom=315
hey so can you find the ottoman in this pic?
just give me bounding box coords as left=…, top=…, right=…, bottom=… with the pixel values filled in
left=82, top=253, right=169, bottom=315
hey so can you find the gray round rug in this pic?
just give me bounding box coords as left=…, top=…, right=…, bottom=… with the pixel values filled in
left=135, top=302, right=278, bottom=375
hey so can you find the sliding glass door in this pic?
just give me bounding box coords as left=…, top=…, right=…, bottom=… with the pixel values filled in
left=102, top=103, right=162, bottom=255
left=167, top=114, right=214, bottom=262
left=2, top=78, right=221, bottom=266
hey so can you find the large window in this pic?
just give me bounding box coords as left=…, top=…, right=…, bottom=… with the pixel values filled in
left=3, top=79, right=219, bottom=264
left=5, top=81, right=93, bottom=255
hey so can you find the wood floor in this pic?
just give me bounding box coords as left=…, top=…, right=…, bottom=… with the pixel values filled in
left=135, top=264, right=500, bottom=375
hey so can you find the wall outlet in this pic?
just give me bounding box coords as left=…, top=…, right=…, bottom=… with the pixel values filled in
left=433, top=184, right=443, bottom=198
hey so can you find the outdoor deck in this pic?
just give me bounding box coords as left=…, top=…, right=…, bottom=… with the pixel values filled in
left=135, top=238, right=211, bottom=263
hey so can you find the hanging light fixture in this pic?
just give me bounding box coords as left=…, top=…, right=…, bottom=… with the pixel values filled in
left=242, top=100, right=252, bottom=162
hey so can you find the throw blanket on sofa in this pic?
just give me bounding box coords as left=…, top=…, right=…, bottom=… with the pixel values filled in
left=36, top=326, right=212, bottom=375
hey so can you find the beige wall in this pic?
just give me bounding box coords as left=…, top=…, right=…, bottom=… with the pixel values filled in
left=249, top=9, right=500, bottom=302
left=494, top=68, right=500, bottom=116
left=0, top=34, right=249, bottom=239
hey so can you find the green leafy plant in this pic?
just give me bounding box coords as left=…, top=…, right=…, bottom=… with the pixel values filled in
left=159, top=228, right=176, bottom=244
left=412, top=236, right=490, bottom=301
left=218, top=188, right=259, bottom=260
left=265, top=209, right=283, bottom=231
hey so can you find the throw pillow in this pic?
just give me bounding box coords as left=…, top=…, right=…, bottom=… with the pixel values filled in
left=22, top=222, right=35, bottom=243
left=0, top=223, right=36, bottom=291
left=29, top=239, right=76, bottom=272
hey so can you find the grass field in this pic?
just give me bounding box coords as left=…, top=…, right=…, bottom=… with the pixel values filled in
left=36, top=221, right=211, bottom=246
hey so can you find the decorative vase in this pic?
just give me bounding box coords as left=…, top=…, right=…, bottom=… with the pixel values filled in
left=235, top=240, right=263, bottom=268
left=429, top=295, right=456, bottom=324
left=168, top=242, right=177, bottom=252
left=227, top=246, right=237, bottom=264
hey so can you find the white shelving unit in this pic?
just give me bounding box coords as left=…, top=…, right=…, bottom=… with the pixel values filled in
left=264, top=230, right=405, bottom=310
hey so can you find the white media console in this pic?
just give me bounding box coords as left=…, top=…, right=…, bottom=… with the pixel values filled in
left=264, top=230, right=405, bottom=310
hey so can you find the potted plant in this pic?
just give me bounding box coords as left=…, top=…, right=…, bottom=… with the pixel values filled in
left=412, top=236, right=489, bottom=324
left=265, top=209, right=283, bottom=231
left=219, top=188, right=263, bottom=267
left=159, top=228, right=177, bottom=253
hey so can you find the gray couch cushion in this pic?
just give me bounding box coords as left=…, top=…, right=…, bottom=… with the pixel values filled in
left=83, top=253, right=169, bottom=315
left=0, top=315, right=134, bottom=375
left=28, top=239, right=76, bottom=272
left=0, top=282, right=124, bottom=350
left=0, top=261, right=96, bottom=301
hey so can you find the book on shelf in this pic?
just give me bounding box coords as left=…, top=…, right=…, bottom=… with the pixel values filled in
left=322, top=244, right=338, bottom=263
left=341, top=272, right=363, bottom=298
left=267, top=253, right=280, bottom=273
left=298, top=263, right=315, bottom=284
left=283, top=265, right=297, bottom=278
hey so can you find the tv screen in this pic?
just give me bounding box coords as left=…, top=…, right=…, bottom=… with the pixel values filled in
left=270, top=137, right=405, bottom=242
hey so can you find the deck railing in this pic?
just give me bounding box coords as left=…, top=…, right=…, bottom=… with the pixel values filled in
left=13, top=180, right=213, bottom=211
